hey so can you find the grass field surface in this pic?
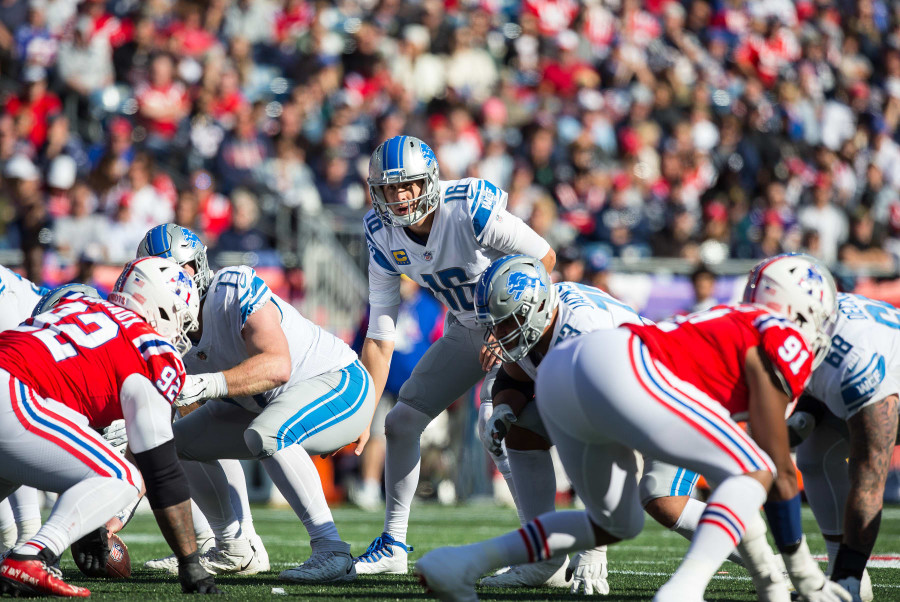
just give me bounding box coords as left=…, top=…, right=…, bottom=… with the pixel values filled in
left=61, top=504, right=900, bottom=600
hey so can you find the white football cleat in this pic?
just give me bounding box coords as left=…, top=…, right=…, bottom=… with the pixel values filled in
left=415, top=546, right=481, bottom=602
left=354, top=532, right=412, bottom=574
left=249, top=534, right=270, bottom=572
left=480, top=556, right=570, bottom=588
left=145, top=534, right=215, bottom=573
left=861, top=568, right=873, bottom=602
left=199, top=539, right=267, bottom=575
left=279, top=540, right=355, bottom=583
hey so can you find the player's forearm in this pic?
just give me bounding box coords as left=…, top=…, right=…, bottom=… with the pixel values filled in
left=221, top=352, right=291, bottom=397
left=843, top=396, right=899, bottom=555
left=361, top=337, right=393, bottom=403
left=153, top=500, right=199, bottom=559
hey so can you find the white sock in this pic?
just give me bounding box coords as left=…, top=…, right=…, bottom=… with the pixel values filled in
left=825, top=538, right=841, bottom=575
left=261, top=445, right=339, bottom=543
left=181, top=460, right=242, bottom=543
left=664, top=475, right=768, bottom=597
left=672, top=497, right=744, bottom=566
left=383, top=403, right=432, bottom=543
left=737, top=513, right=778, bottom=578
left=469, top=511, right=596, bottom=571
left=490, top=445, right=526, bottom=524
left=220, top=459, right=258, bottom=540
left=190, top=499, right=214, bottom=541
left=15, top=477, right=137, bottom=558
left=507, top=448, right=556, bottom=523
left=0, top=499, right=16, bottom=551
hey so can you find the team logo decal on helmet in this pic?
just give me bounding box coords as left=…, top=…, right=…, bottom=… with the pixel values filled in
left=506, top=272, right=547, bottom=302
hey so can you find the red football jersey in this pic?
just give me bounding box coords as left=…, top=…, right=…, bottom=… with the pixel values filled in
left=624, top=304, right=813, bottom=417
left=0, top=297, right=185, bottom=428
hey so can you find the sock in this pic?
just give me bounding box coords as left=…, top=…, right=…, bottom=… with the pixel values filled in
left=737, top=513, right=779, bottom=577
left=672, top=497, right=744, bottom=566
left=490, top=445, right=526, bottom=524
left=220, top=459, right=258, bottom=541
left=507, top=448, right=556, bottom=523
left=182, top=460, right=242, bottom=543
left=15, top=477, right=137, bottom=558
left=825, top=538, right=842, bottom=575
left=469, top=510, right=596, bottom=572
left=383, top=403, right=432, bottom=543
left=664, top=475, right=768, bottom=596
left=190, top=499, right=214, bottom=542
left=0, top=499, right=16, bottom=551
left=261, top=446, right=339, bottom=543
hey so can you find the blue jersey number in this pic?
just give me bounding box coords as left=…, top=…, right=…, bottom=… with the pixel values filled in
left=421, top=268, right=474, bottom=312
left=573, top=283, right=640, bottom=317
left=863, top=299, right=900, bottom=330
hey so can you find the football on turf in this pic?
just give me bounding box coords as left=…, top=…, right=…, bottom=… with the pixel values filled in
left=106, top=533, right=131, bottom=579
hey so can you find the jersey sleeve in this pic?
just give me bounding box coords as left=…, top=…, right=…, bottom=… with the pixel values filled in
left=821, top=334, right=894, bottom=419
left=363, top=209, right=402, bottom=307
left=756, top=318, right=814, bottom=401
left=214, top=266, right=273, bottom=329
left=130, top=332, right=186, bottom=405
left=451, top=178, right=508, bottom=245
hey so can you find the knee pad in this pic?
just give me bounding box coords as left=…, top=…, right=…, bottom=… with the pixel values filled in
left=244, top=427, right=274, bottom=459
left=383, top=402, right=431, bottom=441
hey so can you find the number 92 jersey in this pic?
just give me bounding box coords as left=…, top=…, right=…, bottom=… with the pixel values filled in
left=624, top=304, right=814, bottom=419
left=805, top=293, right=900, bottom=420
left=365, top=177, right=548, bottom=330
left=0, top=297, right=186, bottom=428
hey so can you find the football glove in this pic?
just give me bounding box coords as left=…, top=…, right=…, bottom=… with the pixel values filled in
left=178, top=553, right=222, bottom=594
left=480, top=404, right=516, bottom=457
left=71, top=527, right=110, bottom=578
left=175, top=372, right=227, bottom=408
left=567, top=547, right=610, bottom=595
left=783, top=537, right=852, bottom=602
left=102, top=419, right=128, bottom=455
left=833, top=576, right=862, bottom=602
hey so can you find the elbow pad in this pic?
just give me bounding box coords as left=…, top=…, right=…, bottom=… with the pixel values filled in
left=133, top=439, right=190, bottom=510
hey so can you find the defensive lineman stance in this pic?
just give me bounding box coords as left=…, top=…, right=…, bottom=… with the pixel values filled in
left=474, top=255, right=785, bottom=595
left=789, top=292, right=900, bottom=601
left=354, top=135, right=556, bottom=575
left=416, top=254, right=849, bottom=602
left=0, top=257, right=219, bottom=596
left=140, top=223, right=377, bottom=583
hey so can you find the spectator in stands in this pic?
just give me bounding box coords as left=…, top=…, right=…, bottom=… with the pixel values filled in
left=4, top=65, right=60, bottom=151
left=689, top=264, right=718, bottom=313
left=213, top=188, right=271, bottom=255
left=215, top=103, right=271, bottom=192
left=315, top=153, right=365, bottom=209
left=255, top=134, right=321, bottom=213
left=4, top=155, right=49, bottom=283
left=135, top=53, right=189, bottom=155
left=798, top=173, right=849, bottom=264
left=57, top=17, right=114, bottom=100
left=839, top=208, right=895, bottom=271
left=191, top=169, right=231, bottom=243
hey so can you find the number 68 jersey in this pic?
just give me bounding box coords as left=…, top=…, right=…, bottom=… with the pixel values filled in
left=0, top=297, right=186, bottom=429
left=624, top=304, right=815, bottom=419
left=805, top=293, right=900, bottom=420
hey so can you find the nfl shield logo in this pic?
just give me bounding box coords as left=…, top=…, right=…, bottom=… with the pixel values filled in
left=424, top=251, right=433, bottom=261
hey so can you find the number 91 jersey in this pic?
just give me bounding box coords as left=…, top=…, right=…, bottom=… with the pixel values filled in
left=0, top=297, right=185, bottom=428
left=624, top=304, right=814, bottom=419
left=366, top=177, right=536, bottom=330
left=805, top=293, right=900, bottom=420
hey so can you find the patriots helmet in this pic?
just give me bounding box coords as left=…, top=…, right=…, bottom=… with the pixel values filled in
left=137, top=224, right=213, bottom=298
left=475, top=254, right=558, bottom=363
left=110, top=257, right=200, bottom=356
left=368, top=135, right=440, bottom=227
left=32, top=283, right=101, bottom=317
left=743, top=253, right=837, bottom=369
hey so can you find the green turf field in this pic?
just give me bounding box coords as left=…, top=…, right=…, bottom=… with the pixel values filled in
left=62, top=504, right=900, bottom=600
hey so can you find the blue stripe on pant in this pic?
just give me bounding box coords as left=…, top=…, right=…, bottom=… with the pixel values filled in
left=275, top=360, right=370, bottom=451
left=669, top=467, right=700, bottom=497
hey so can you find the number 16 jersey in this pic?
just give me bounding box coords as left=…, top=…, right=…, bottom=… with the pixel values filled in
left=624, top=304, right=814, bottom=419
left=0, top=297, right=186, bottom=428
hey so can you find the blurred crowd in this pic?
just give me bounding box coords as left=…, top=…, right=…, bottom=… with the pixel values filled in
left=3, top=0, right=900, bottom=285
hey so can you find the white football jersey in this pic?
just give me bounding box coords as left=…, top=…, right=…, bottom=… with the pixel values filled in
left=805, top=292, right=900, bottom=420
left=0, top=266, right=47, bottom=331
left=183, top=266, right=358, bottom=413
left=517, top=282, right=651, bottom=380
left=366, top=177, right=549, bottom=330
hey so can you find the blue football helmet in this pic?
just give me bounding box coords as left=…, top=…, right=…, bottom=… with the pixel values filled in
left=368, top=135, right=440, bottom=227
left=32, top=283, right=101, bottom=317
left=137, top=224, right=213, bottom=297
left=475, top=255, right=558, bottom=362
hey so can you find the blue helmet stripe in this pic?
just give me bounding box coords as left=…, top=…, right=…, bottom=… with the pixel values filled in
left=150, top=225, right=171, bottom=257
left=398, top=135, right=407, bottom=169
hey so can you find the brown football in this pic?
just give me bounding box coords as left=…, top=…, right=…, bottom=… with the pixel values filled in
left=106, top=533, right=131, bottom=579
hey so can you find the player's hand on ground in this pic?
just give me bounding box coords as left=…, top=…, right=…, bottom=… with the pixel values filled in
left=71, top=527, right=110, bottom=577
left=479, top=340, right=501, bottom=371
left=102, top=419, right=128, bottom=455
left=480, top=404, right=515, bottom=456
left=178, top=554, right=222, bottom=594
left=797, top=580, right=852, bottom=602
left=832, top=576, right=861, bottom=602
left=567, top=549, right=610, bottom=595
left=176, top=373, right=227, bottom=408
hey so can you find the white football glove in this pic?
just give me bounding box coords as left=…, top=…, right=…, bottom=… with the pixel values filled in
left=783, top=537, right=852, bottom=602
left=175, top=372, right=228, bottom=408
left=480, top=404, right=516, bottom=457
left=567, top=547, right=610, bottom=595
left=102, top=419, right=128, bottom=455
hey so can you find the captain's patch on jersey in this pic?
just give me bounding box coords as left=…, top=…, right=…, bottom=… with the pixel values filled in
left=392, top=250, right=411, bottom=265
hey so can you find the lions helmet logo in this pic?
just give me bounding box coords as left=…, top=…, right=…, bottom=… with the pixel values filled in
left=506, top=271, right=546, bottom=302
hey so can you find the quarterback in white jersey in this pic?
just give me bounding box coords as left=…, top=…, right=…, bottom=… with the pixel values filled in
left=789, top=292, right=900, bottom=600
left=356, top=135, right=555, bottom=574
left=139, top=224, right=376, bottom=585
